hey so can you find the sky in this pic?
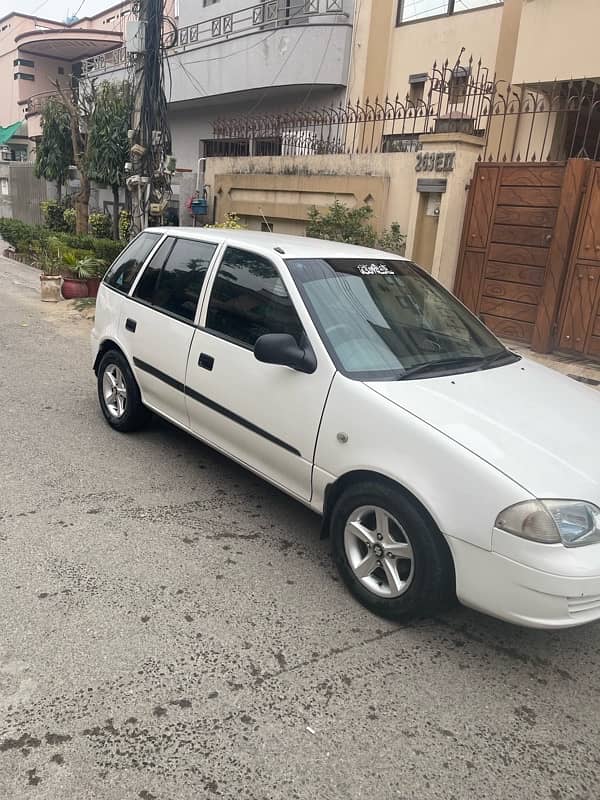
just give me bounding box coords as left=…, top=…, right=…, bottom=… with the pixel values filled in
left=0, top=0, right=112, bottom=22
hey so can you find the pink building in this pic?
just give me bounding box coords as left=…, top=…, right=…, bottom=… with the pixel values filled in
left=0, top=2, right=133, bottom=160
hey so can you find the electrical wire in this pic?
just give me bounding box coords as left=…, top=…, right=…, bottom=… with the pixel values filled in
left=244, top=24, right=308, bottom=116
left=299, top=22, right=335, bottom=109
left=128, top=0, right=174, bottom=231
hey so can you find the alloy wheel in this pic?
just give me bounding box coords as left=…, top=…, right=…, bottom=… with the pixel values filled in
left=344, top=505, right=415, bottom=598
left=102, top=364, right=128, bottom=419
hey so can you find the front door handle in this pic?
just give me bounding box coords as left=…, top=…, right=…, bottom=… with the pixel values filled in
left=125, top=318, right=137, bottom=332
left=198, top=353, right=214, bottom=371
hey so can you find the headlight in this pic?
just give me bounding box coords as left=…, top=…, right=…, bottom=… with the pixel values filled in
left=496, top=500, right=600, bottom=547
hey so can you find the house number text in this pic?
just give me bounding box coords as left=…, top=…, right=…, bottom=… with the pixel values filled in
left=415, top=152, right=456, bottom=172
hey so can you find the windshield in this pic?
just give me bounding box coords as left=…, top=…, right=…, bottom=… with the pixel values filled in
left=286, top=258, right=517, bottom=380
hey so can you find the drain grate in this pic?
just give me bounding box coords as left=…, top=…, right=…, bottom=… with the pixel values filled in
left=568, top=373, right=600, bottom=387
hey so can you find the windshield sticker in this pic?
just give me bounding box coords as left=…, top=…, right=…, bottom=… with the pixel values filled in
left=357, top=263, right=395, bottom=276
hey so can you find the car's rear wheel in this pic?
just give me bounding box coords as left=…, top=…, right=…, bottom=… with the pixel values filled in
left=330, top=481, right=454, bottom=621
left=97, top=350, right=151, bottom=432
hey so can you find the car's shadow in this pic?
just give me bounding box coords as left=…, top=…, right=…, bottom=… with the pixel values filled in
left=143, top=414, right=600, bottom=671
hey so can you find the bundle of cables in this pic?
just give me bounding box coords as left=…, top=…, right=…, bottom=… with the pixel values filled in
left=129, top=0, right=174, bottom=229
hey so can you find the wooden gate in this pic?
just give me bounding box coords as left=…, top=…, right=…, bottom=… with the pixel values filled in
left=557, top=163, right=600, bottom=359
left=454, top=159, right=589, bottom=353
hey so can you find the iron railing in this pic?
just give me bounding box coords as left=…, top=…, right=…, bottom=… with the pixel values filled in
left=23, top=92, right=58, bottom=117
left=210, top=55, right=600, bottom=162
left=82, top=0, right=348, bottom=75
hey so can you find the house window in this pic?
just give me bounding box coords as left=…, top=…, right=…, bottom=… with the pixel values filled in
left=203, top=139, right=250, bottom=157
left=58, top=66, right=65, bottom=75
left=14, top=73, right=35, bottom=81
left=13, top=58, right=35, bottom=68
left=398, top=0, right=502, bottom=25
left=0, top=178, right=9, bottom=195
left=203, top=0, right=220, bottom=6
left=408, top=72, right=427, bottom=105
left=448, top=67, right=469, bottom=104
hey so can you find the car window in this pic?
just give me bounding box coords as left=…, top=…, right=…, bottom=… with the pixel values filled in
left=133, top=237, right=217, bottom=322
left=104, top=232, right=161, bottom=293
left=133, top=237, right=174, bottom=303
left=205, top=247, right=304, bottom=348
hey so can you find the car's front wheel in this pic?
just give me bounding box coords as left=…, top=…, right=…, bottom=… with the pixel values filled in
left=330, top=481, right=455, bottom=621
left=97, top=350, right=151, bottom=432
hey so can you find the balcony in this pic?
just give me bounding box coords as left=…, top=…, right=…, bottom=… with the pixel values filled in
left=82, top=0, right=352, bottom=101
left=15, top=26, right=122, bottom=62
left=21, top=92, right=57, bottom=139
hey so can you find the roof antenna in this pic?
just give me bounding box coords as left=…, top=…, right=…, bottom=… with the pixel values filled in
left=259, top=207, right=272, bottom=233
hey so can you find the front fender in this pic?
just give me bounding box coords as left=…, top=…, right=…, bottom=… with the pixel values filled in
left=313, top=373, right=532, bottom=551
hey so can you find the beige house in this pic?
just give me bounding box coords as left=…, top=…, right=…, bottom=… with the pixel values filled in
left=205, top=0, right=600, bottom=289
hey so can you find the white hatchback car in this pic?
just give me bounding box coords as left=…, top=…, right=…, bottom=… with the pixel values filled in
left=92, top=228, right=600, bottom=629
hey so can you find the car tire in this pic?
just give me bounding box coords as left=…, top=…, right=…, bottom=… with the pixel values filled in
left=330, top=480, right=455, bottom=622
left=97, top=349, right=151, bottom=433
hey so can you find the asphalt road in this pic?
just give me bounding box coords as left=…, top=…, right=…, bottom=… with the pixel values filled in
left=1, top=256, right=599, bottom=800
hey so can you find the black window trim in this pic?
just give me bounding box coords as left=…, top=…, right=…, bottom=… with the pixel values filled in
left=102, top=230, right=165, bottom=296
left=396, top=0, right=503, bottom=27
left=200, top=243, right=311, bottom=354
left=128, top=233, right=222, bottom=325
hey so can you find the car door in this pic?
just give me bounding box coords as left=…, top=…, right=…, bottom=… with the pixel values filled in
left=125, top=235, right=219, bottom=427
left=185, top=245, right=336, bottom=501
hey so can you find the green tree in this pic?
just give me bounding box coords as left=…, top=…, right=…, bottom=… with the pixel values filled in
left=54, top=80, right=95, bottom=235
left=34, top=97, right=73, bottom=201
left=87, top=82, right=131, bottom=240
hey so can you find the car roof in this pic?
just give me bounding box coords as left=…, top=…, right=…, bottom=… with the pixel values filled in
left=147, top=227, right=408, bottom=261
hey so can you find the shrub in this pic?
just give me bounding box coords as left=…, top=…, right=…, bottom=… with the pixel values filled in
left=63, top=208, right=76, bottom=234
left=208, top=213, right=246, bottom=230
left=54, top=232, right=97, bottom=251
left=53, top=232, right=122, bottom=263
left=377, top=222, right=406, bottom=256
left=94, top=238, right=123, bottom=264
left=306, top=201, right=405, bottom=254
left=40, top=200, right=69, bottom=232
left=89, top=212, right=112, bottom=239
left=0, top=218, right=39, bottom=249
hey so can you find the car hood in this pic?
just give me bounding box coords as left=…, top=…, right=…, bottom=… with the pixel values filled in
left=367, top=358, right=600, bottom=502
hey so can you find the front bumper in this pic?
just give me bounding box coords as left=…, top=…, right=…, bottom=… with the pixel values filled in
left=448, top=531, right=600, bottom=629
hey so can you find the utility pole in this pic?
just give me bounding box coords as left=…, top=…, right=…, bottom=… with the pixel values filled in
left=126, top=0, right=174, bottom=235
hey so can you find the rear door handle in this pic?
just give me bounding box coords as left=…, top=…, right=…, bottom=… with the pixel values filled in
left=198, top=353, right=214, bottom=371
left=125, top=318, right=137, bottom=332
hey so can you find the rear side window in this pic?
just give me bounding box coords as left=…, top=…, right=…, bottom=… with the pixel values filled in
left=206, top=247, right=304, bottom=347
left=133, top=237, right=217, bottom=322
left=104, top=232, right=161, bottom=293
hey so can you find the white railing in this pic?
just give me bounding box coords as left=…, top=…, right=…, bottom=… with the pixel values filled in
left=82, top=0, right=348, bottom=75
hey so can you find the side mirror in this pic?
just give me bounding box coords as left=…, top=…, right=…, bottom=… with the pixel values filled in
left=254, top=334, right=317, bottom=374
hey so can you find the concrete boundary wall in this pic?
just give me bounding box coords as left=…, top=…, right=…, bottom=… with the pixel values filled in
left=204, top=133, right=483, bottom=288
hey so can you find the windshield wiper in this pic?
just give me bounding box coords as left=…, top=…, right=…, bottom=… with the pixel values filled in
left=479, top=349, right=521, bottom=369
left=398, top=349, right=522, bottom=380
left=398, top=355, right=486, bottom=380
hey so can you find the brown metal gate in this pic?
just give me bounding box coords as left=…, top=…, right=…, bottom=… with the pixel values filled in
left=455, top=159, right=590, bottom=355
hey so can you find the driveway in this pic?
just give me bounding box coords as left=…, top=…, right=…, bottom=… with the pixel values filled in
left=0, top=256, right=598, bottom=800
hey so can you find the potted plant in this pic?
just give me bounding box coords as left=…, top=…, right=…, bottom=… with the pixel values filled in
left=32, top=244, right=62, bottom=302
left=60, top=248, right=89, bottom=299
left=75, top=256, right=107, bottom=298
